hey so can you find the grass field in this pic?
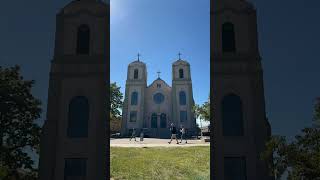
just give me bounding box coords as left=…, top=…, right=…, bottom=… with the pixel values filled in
left=110, top=146, right=210, bottom=180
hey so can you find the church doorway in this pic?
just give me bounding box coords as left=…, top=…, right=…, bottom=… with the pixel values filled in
left=160, top=113, right=167, bottom=128
left=150, top=113, right=168, bottom=138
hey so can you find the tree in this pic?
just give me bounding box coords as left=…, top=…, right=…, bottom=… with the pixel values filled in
left=201, top=97, right=210, bottom=122
left=0, top=65, right=42, bottom=179
left=261, top=97, right=320, bottom=180
left=193, top=96, right=210, bottom=138
left=110, top=82, right=123, bottom=118
left=110, top=82, right=123, bottom=133
left=193, top=96, right=210, bottom=123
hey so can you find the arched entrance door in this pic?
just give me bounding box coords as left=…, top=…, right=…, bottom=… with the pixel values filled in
left=160, top=113, right=167, bottom=128
left=151, top=113, right=158, bottom=137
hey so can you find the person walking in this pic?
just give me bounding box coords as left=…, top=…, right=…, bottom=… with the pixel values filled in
left=168, top=123, right=179, bottom=144
left=180, top=125, right=187, bottom=143
left=130, top=128, right=136, bottom=141
left=140, top=129, right=144, bottom=142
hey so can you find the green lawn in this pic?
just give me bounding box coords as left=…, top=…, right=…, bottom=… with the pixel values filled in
left=110, top=146, right=210, bottom=180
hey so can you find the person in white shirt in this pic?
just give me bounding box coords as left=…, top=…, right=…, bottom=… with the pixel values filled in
left=180, top=125, right=187, bottom=143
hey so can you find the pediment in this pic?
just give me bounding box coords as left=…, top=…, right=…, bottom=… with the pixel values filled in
left=148, top=78, right=171, bottom=89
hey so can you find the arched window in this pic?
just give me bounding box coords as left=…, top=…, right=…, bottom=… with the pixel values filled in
left=134, top=69, right=139, bottom=79
left=222, top=22, right=236, bottom=53
left=179, top=69, right=184, bottom=79
left=76, top=24, right=90, bottom=54
left=179, top=91, right=186, bottom=105
left=151, top=113, right=157, bottom=128
left=222, top=94, right=244, bottom=136
left=67, top=96, right=89, bottom=138
left=131, top=92, right=138, bottom=105
left=160, top=113, right=167, bottom=128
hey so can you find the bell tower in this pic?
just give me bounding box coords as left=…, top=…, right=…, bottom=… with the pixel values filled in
left=171, top=56, right=196, bottom=135
left=121, top=56, right=147, bottom=136
left=39, top=0, right=109, bottom=179
left=212, top=0, right=272, bottom=179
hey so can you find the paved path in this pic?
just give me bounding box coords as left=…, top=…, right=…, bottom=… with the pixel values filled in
left=110, top=138, right=210, bottom=148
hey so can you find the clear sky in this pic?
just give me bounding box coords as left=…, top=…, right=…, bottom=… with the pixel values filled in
left=1, top=0, right=320, bottom=139
left=249, top=0, right=320, bottom=139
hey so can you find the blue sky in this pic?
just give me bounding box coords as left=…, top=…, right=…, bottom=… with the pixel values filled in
left=110, top=0, right=210, bottom=105
left=249, top=0, right=320, bottom=139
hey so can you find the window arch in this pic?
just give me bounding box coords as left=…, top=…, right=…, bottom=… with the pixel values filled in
left=131, top=92, right=138, bottom=105
left=134, top=69, right=139, bottom=79
left=160, top=113, right=167, bottom=128
left=151, top=113, right=157, bottom=128
left=179, top=91, right=187, bottom=105
left=221, top=94, right=244, bottom=136
left=67, top=96, right=89, bottom=138
left=179, top=69, right=184, bottom=79
left=76, top=24, right=90, bottom=54
left=222, top=22, right=236, bottom=53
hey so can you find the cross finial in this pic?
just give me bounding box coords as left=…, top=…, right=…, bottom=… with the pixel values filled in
left=137, top=53, right=141, bottom=61
left=178, top=52, right=182, bottom=60
left=157, top=71, right=161, bottom=78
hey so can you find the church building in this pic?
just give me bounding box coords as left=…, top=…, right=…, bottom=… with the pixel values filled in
left=121, top=56, right=197, bottom=138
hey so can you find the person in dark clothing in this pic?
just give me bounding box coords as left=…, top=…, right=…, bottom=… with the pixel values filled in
left=130, top=128, right=136, bottom=141
left=140, top=129, right=144, bottom=142
left=168, top=123, right=179, bottom=144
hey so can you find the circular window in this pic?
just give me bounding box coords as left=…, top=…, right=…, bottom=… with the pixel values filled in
left=153, top=93, right=164, bottom=104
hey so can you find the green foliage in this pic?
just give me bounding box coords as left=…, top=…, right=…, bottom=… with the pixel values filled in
left=261, top=97, right=320, bottom=180
left=0, top=65, right=41, bottom=179
left=261, top=136, right=289, bottom=179
left=110, top=112, right=122, bottom=133
left=110, top=82, right=123, bottom=119
left=193, top=96, right=210, bottom=122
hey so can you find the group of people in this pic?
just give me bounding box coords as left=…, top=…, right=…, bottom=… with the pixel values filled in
left=129, top=128, right=143, bottom=142
left=129, top=123, right=188, bottom=144
left=168, top=123, right=187, bottom=144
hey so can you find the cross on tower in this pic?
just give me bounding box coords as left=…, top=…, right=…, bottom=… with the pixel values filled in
left=178, top=52, right=182, bottom=60
left=157, top=71, right=161, bottom=78
left=137, top=53, right=141, bottom=61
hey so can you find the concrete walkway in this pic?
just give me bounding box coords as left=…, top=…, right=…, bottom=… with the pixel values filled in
left=110, top=138, right=210, bottom=148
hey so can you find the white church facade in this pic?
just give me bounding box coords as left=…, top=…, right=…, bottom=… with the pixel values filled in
left=121, top=58, right=197, bottom=138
